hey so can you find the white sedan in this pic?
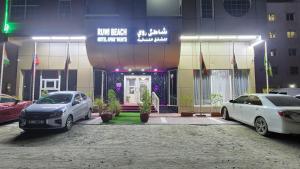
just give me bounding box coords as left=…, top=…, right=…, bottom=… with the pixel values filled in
left=221, top=94, right=300, bottom=136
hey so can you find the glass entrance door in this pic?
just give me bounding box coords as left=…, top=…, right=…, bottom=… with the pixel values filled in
left=124, top=76, right=151, bottom=104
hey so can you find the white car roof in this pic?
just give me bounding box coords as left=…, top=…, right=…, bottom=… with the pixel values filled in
left=239, top=93, right=292, bottom=98
left=48, top=91, right=81, bottom=95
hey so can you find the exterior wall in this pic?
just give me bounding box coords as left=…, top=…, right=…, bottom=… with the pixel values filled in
left=182, top=0, right=267, bottom=35
left=178, top=41, right=256, bottom=112
left=16, top=40, right=93, bottom=99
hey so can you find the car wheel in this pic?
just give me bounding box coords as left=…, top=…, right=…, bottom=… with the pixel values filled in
left=222, top=107, right=230, bottom=120
left=64, top=115, right=73, bottom=131
left=255, top=117, right=269, bottom=136
left=85, top=109, right=92, bottom=120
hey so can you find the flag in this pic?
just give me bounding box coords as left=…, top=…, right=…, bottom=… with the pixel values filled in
left=200, top=48, right=208, bottom=75
left=232, top=50, right=238, bottom=70
left=31, top=44, right=39, bottom=100
left=64, top=43, right=71, bottom=90
left=264, top=54, right=273, bottom=77
left=2, top=46, right=10, bottom=66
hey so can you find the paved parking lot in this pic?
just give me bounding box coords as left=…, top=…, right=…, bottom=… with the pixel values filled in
left=0, top=120, right=300, bottom=169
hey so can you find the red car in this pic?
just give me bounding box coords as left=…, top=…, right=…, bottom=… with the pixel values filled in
left=0, top=94, right=31, bottom=123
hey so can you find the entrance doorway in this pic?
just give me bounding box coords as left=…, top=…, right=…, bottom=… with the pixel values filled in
left=124, top=75, right=151, bottom=104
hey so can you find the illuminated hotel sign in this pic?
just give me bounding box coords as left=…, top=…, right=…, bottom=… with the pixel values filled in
left=97, top=28, right=128, bottom=43
left=96, top=27, right=169, bottom=43
left=137, top=27, right=168, bottom=43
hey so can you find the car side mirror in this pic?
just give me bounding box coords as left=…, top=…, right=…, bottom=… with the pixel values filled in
left=72, top=100, right=80, bottom=106
left=229, top=100, right=236, bottom=103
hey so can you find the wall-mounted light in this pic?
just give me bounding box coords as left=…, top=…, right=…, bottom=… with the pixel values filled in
left=180, top=35, right=261, bottom=42
left=115, top=68, right=120, bottom=72
left=141, top=69, right=145, bottom=72
left=32, top=36, right=86, bottom=41
left=154, top=68, right=158, bottom=72
left=128, top=68, right=132, bottom=72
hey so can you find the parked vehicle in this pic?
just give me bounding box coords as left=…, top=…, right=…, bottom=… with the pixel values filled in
left=270, top=88, right=300, bottom=96
left=221, top=94, right=300, bottom=136
left=296, top=95, right=300, bottom=100
left=19, top=91, right=92, bottom=131
left=0, top=94, right=31, bottom=123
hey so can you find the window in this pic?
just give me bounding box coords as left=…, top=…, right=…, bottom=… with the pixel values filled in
left=269, top=32, right=276, bottom=39
left=290, top=66, right=299, bottom=75
left=288, top=48, right=297, bottom=56
left=286, top=13, right=295, bottom=21
left=267, top=96, right=300, bottom=107
left=248, top=96, right=262, bottom=106
left=287, top=31, right=296, bottom=39
left=234, top=96, right=248, bottom=104
left=268, top=13, right=276, bottom=22
left=270, top=49, right=276, bottom=57
left=58, top=0, right=72, bottom=19
left=194, top=69, right=249, bottom=105
left=9, top=0, right=40, bottom=20
left=201, top=0, right=214, bottom=18
left=85, top=0, right=118, bottom=16
left=147, top=0, right=182, bottom=16
left=223, top=0, right=251, bottom=17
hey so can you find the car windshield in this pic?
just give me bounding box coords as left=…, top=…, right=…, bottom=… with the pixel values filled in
left=266, top=96, right=300, bottom=107
left=0, top=96, right=15, bottom=103
left=36, top=94, right=73, bottom=104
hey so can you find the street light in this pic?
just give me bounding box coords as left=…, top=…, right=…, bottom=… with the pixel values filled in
left=251, top=38, right=270, bottom=93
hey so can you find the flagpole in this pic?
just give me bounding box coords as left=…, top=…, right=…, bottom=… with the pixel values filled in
left=0, top=42, right=5, bottom=94
left=232, top=42, right=235, bottom=99
left=199, top=43, right=202, bottom=114
left=32, top=42, right=37, bottom=100
left=264, top=41, right=269, bottom=93
left=66, top=42, right=70, bottom=91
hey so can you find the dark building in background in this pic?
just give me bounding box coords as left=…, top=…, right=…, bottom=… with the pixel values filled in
left=255, top=0, right=300, bottom=92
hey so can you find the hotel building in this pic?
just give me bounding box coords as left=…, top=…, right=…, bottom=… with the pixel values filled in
left=1, top=0, right=266, bottom=113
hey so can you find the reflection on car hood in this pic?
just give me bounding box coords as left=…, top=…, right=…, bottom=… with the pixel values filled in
left=25, top=104, right=67, bottom=113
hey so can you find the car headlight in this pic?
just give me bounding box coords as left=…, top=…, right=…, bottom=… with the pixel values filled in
left=49, top=112, right=63, bottom=118
left=20, top=109, right=26, bottom=117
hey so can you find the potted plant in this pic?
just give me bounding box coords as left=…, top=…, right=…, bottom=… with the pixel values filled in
left=100, top=110, right=113, bottom=123
left=114, top=100, right=121, bottom=116
left=139, top=91, right=151, bottom=123
left=210, top=93, right=223, bottom=117
left=180, top=95, right=194, bottom=117
left=94, top=98, right=106, bottom=116
left=100, top=89, right=119, bottom=123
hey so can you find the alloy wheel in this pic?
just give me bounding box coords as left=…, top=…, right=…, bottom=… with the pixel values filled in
left=255, top=117, right=268, bottom=136
left=65, top=116, right=73, bottom=131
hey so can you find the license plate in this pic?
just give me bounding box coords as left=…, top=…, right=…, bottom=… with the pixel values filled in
left=28, top=120, right=45, bottom=124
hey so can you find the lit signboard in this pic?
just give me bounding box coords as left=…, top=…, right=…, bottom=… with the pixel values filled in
left=137, top=27, right=168, bottom=43
left=96, top=27, right=169, bottom=43
left=97, top=28, right=128, bottom=43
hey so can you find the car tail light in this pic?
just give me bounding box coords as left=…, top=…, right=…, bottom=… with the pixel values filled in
left=278, top=111, right=285, bottom=117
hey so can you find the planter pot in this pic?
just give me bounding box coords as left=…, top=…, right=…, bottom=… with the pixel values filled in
left=211, top=112, right=222, bottom=117
left=140, top=113, right=150, bottom=123
left=100, top=113, right=113, bottom=123
left=180, top=112, right=194, bottom=117
left=115, top=110, right=120, bottom=117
